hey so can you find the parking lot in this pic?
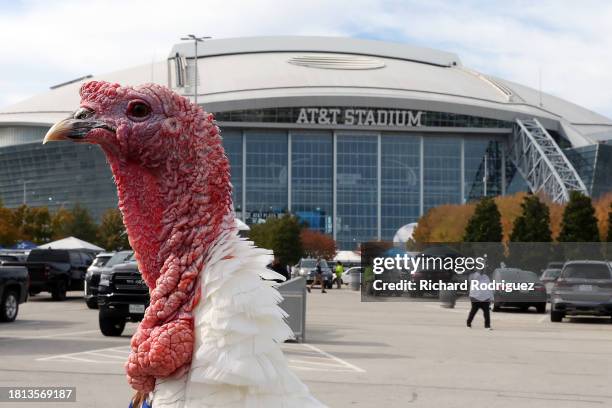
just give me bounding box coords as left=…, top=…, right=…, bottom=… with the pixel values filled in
left=1, top=289, right=612, bottom=407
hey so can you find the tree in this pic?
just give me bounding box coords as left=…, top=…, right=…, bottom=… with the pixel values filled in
left=558, top=191, right=600, bottom=242
left=69, top=204, right=98, bottom=243
left=8, top=205, right=53, bottom=244
left=51, top=207, right=74, bottom=240
left=249, top=214, right=304, bottom=266
left=607, top=203, right=612, bottom=242
left=98, top=208, right=130, bottom=250
left=300, top=229, right=337, bottom=259
left=510, top=194, right=552, bottom=242
left=463, top=197, right=503, bottom=242
left=0, top=206, right=19, bottom=247
left=50, top=204, right=98, bottom=243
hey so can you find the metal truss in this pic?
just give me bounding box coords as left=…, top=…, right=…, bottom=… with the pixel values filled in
left=508, top=118, right=588, bottom=203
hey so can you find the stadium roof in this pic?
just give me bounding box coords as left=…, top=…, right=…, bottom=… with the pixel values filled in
left=1, top=36, right=611, bottom=145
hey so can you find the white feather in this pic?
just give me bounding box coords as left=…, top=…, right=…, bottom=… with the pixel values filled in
left=150, top=230, right=326, bottom=408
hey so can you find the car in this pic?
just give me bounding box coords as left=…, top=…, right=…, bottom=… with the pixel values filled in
left=550, top=260, right=612, bottom=322
left=0, top=254, right=21, bottom=264
left=342, top=266, right=363, bottom=285
left=96, top=257, right=148, bottom=336
left=491, top=268, right=547, bottom=313
left=4, top=249, right=94, bottom=300
left=294, top=258, right=333, bottom=288
left=0, top=264, right=28, bottom=322
left=84, top=250, right=133, bottom=309
left=540, top=268, right=562, bottom=298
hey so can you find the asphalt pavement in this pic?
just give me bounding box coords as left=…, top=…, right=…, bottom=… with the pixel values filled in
left=1, top=288, right=612, bottom=407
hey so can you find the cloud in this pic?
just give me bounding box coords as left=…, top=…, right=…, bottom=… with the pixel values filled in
left=0, top=0, right=611, bottom=117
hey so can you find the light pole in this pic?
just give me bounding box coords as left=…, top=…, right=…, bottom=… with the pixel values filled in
left=18, top=179, right=32, bottom=205
left=180, top=34, right=211, bottom=105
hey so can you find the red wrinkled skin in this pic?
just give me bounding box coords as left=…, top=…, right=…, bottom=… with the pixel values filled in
left=77, top=81, right=233, bottom=393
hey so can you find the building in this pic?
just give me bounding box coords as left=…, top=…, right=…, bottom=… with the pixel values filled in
left=1, top=36, right=611, bottom=249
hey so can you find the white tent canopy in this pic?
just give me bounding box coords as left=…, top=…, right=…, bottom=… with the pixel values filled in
left=334, top=250, right=361, bottom=264
left=38, top=236, right=104, bottom=252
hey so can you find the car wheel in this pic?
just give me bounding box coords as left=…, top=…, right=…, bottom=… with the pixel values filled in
left=0, top=290, right=19, bottom=322
left=551, top=310, right=564, bottom=322
left=536, top=303, right=546, bottom=314
left=85, top=297, right=98, bottom=309
left=492, top=303, right=501, bottom=312
left=51, top=280, right=67, bottom=301
left=99, top=314, right=126, bottom=336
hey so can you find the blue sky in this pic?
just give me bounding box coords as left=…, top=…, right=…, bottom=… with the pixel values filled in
left=1, top=0, right=612, bottom=117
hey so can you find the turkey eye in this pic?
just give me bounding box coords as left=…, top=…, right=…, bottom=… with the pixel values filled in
left=74, top=107, right=93, bottom=120
left=127, top=101, right=151, bottom=120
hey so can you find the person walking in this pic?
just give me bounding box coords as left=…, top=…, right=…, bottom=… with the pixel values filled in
left=332, top=261, right=344, bottom=289
left=307, top=258, right=327, bottom=293
left=467, top=269, right=493, bottom=329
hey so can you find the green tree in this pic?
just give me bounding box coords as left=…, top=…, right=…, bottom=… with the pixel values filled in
left=98, top=208, right=130, bottom=250
left=463, top=197, right=503, bottom=242
left=510, top=195, right=552, bottom=242
left=50, top=204, right=98, bottom=243
left=10, top=205, right=53, bottom=244
left=69, top=204, right=98, bottom=243
left=249, top=214, right=304, bottom=266
left=558, top=191, right=600, bottom=242
left=23, top=207, right=53, bottom=244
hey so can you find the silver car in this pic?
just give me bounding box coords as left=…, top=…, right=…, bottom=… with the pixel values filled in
left=550, top=260, right=612, bottom=322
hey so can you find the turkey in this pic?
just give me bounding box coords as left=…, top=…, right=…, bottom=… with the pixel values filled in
left=43, top=81, right=325, bottom=408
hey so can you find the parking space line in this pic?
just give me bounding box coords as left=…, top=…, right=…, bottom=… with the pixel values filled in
left=35, top=343, right=366, bottom=374
left=300, top=343, right=366, bottom=373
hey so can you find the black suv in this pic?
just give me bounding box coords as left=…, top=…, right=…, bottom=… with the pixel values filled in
left=97, top=260, right=149, bottom=336
left=5, top=249, right=94, bottom=300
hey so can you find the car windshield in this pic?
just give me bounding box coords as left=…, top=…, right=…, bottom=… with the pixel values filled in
left=27, top=250, right=69, bottom=263
left=106, top=251, right=133, bottom=267
left=542, top=269, right=561, bottom=279
left=301, top=259, right=328, bottom=268
left=563, top=264, right=612, bottom=280
left=91, top=256, right=112, bottom=267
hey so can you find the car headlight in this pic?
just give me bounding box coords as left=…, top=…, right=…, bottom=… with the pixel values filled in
left=99, top=273, right=111, bottom=287
left=299, top=268, right=306, bottom=275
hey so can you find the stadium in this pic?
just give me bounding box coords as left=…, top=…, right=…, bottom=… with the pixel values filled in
left=0, top=36, right=611, bottom=249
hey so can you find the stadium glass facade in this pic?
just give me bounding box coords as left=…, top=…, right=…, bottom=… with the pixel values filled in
left=216, top=107, right=513, bottom=249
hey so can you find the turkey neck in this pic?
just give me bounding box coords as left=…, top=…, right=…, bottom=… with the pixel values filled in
left=106, top=145, right=233, bottom=289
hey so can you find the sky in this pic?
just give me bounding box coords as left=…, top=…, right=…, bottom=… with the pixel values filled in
left=1, top=0, right=612, bottom=117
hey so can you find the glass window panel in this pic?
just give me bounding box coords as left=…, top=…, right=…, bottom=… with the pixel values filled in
left=245, top=130, right=288, bottom=224
left=336, top=133, right=378, bottom=250
left=221, top=129, right=242, bottom=216
left=291, top=131, right=333, bottom=233
left=381, top=134, right=420, bottom=241
left=423, top=137, right=461, bottom=211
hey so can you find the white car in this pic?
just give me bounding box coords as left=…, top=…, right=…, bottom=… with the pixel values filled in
left=342, top=266, right=363, bottom=285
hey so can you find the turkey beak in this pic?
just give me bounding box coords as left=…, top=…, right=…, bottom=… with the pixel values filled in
left=43, top=112, right=114, bottom=144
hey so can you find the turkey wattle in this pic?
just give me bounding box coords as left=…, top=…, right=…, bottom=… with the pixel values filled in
left=43, top=81, right=325, bottom=408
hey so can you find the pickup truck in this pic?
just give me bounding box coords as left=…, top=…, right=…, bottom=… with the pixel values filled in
left=97, top=260, right=149, bottom=336
left=0, top=264, right=28, bottom=322
left=4, top=249, right=95, bottom=301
